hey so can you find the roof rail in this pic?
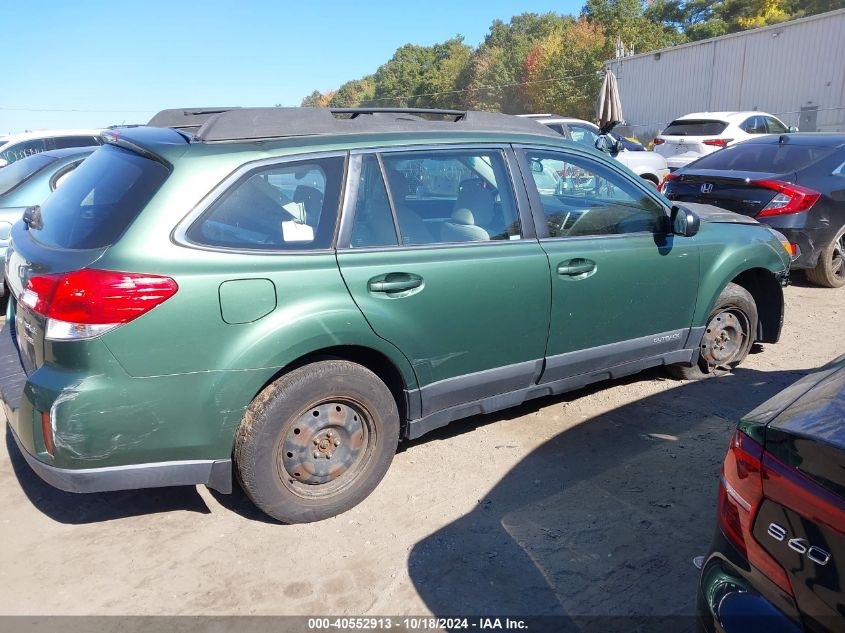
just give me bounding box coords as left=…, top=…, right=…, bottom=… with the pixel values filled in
left=147, top=107, right=240, bottom=130
left=330, top=108, right=467, bottom=121
left=192, top=107, right=559, bottom=143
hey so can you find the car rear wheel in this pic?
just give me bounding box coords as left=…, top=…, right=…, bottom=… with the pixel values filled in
left=668, top=283, right=758, bottom=380
left=234, top=360, right=400, bottom=523
left=805, top=226, right=845, bottom=288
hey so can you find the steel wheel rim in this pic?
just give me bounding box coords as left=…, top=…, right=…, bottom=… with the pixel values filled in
left=700, top=307, right=750, bottom=372
left=277, top=398, right=375, bottom=498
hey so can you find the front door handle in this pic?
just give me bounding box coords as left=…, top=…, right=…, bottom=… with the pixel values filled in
left=557, top=259, right=597, bottom=277
left=368, top=273, right=423, bottom=294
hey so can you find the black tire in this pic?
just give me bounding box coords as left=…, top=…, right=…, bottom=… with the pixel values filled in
left=805, top=225, right=845, bottom=288
left=234, top=360, right=400, bottom=523
left=668, top=282, right=758, bottom=380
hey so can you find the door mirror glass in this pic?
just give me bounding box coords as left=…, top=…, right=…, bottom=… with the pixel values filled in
left=594, top=135, right=621, bottom=155
left=788, top=126, right=799, bottom=133
left=530, top=158, right=544, bottom=174
left=671, top=205, right=700, bottom=237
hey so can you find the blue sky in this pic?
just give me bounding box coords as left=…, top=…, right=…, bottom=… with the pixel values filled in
left=3, top=0, right=582, bottom=134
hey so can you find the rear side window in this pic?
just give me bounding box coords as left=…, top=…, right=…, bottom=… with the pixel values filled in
left=0, top=153, right=56, bottom=196
left=187, top=156, right=344, bottom=251
left=662, top=119, right=728, bottom=136
left=688, top=143, right=836, bottom=172
left=0, top=138, right=48, bottom=164
left=31, top=145, right=169, bottom=249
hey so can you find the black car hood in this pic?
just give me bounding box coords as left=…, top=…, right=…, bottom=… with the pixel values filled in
left=679, top=202, right=760, bottom=225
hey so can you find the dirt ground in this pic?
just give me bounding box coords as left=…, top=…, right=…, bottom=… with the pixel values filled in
left=0, top=274, right=843, bottom=623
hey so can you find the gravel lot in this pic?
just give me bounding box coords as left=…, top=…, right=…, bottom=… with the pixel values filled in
left=0, top=275, right=842, bottom=621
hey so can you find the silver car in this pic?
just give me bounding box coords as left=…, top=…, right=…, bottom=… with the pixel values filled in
left=519, top=114, right=669, bottom=187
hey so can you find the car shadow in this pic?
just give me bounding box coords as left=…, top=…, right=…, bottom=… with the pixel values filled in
left=406, top=365, right=810, bottom=629
left=5, top=426, right=211, bottom=524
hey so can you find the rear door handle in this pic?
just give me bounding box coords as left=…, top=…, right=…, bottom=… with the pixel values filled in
left=368, top=273, right=423, bottom=294
left=557, top=259, right=597, bottom=277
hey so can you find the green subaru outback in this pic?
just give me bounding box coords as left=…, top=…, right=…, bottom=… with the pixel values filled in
left=1, top=108, right=791, bottom=523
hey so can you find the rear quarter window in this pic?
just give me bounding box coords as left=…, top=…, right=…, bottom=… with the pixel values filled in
left=30, top=145, right=169, bottom=249
left=687, top=143, right=836, bottom=172
left=186, top=155, right=344, bottom=251
left=662, top=120, right=728, bottom=136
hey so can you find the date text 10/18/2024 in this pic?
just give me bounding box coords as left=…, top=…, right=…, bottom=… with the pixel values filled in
left=308, top=618, right=529, bottom=630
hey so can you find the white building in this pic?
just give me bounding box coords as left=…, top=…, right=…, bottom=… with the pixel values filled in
left=606, top=8, right=845, bottom=142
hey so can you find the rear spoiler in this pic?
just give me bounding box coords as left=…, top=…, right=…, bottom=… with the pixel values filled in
left=100, top=128, right=185, bottom=168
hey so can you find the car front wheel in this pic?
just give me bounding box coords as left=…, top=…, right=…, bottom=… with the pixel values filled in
left=668, top=282, right=758, bottom=380
left=234, top=360, right=400, bottom=523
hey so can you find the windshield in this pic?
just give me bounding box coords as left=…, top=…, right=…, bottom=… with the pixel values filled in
left=31, top=145, right=169, bottom=249
left=662, top=119, right=728, bottom=137
left=0, top=153, right=56, bottom=197
left=688, top=143, right=836, bottom=172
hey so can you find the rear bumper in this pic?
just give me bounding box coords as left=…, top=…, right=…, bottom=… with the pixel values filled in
left=698, top=530, right=803, bottom=633
left=7, top=422, right=232, bottom=493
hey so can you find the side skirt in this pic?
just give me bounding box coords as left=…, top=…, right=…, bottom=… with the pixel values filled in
left=405, top=347, right=696, bottom=441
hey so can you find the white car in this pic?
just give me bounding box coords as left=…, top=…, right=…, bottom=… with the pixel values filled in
left=653, top=111, right=795, bottom=170
left=519, top=114, right=669, bottom=187
left=0, top=129, right=102, bottom=167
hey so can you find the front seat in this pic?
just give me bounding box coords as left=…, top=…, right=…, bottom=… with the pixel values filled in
left=292, top=185, right=324, bottom=226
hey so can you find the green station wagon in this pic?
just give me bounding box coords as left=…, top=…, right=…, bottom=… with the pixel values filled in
left=1, top=108, right=791, bottom=523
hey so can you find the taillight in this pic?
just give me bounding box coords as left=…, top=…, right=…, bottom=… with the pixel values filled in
left=40, top=411, right=54, bottom=456
left=21, top=269, right=178, bottom=340
left=658, top=172, right=677, bottom=193
left=703, top=138, right=732, bottom=148
left=653, top=138, right=665, bottom=145
left=719, top=430, right=792, bottom=595
left=752, top=180, right=820, bottom=217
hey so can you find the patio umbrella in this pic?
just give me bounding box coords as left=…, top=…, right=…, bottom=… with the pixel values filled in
left=595, top=69, right=623, bottom=134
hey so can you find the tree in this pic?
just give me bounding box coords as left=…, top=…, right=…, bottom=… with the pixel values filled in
left=300, top=90, right=336, bottom=107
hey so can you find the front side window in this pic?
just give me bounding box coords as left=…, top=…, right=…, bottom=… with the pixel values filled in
left=742, top=116, right=767, bottom=134
left=378, top=149, right=521, bottom=244
left=187, top=156, right=344, bottom=251
left=0, top=139, right=48, bottom=164
left=568, top=124, right=600, bottom=148
left=523, top=150, right=667, bottom=238
left=765, top=117, right=788, bottom=134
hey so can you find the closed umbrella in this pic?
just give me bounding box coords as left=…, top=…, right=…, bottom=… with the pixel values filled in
left=595, top=69, right=623, bottom=135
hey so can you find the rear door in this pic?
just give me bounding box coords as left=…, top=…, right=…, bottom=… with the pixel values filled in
left=336, top=146, right=551, bottom=417
left=516, top=146, right=700, bottom=383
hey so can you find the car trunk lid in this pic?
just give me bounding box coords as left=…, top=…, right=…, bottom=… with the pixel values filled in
left=753, top=359, right=845, bottom=627
left=663, top=169, right=787, bottom=216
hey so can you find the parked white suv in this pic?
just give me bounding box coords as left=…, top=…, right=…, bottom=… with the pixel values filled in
left=0, top=129, right=102, bottom=167
left=520, top=115, right=669, bottom=187
left=653, top=111, right=794, bottom=170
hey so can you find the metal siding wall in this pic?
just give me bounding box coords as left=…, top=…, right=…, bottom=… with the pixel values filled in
left=607, top=9, right=845, bottom=140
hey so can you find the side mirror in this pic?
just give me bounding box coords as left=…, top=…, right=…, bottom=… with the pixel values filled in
left=595, top=135, right=621, bottom=155
left=670, top=205, right=700, bottom=237
left=788, top=126, right=799, bottom=133
left=530, top=158, right=544, bottom=173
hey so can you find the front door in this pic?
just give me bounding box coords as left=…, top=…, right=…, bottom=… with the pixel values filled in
left=516, top=147, right=700, bottom=384
left=336, top=147, right=550, bottom=418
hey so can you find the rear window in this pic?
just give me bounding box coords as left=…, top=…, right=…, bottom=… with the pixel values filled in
left=662, top=119, right=728, bottom=136
left=688, top=143, right=836, bottom=172
left=31, top=145, right=169, bottom=249
left=0, top=153, right=56, bottom=197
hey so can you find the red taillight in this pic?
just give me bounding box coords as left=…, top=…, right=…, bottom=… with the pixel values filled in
left=22, top=269, right=178, bottom=339
left=40, top=411, right=54, bottom=456
left=719, top=431, right=792, bottom=595
left=658, top=172, right=677, bottom=193
left=752, top=180, right=821, bottom=217
left=703, top=138, right=731, bottom=148
left=653, top=138, right=665, bottom=145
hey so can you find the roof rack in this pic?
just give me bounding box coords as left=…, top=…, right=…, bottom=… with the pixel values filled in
left=147, top=107, right=240, bottom=131
left=192, top=107, right=559, bottom=143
